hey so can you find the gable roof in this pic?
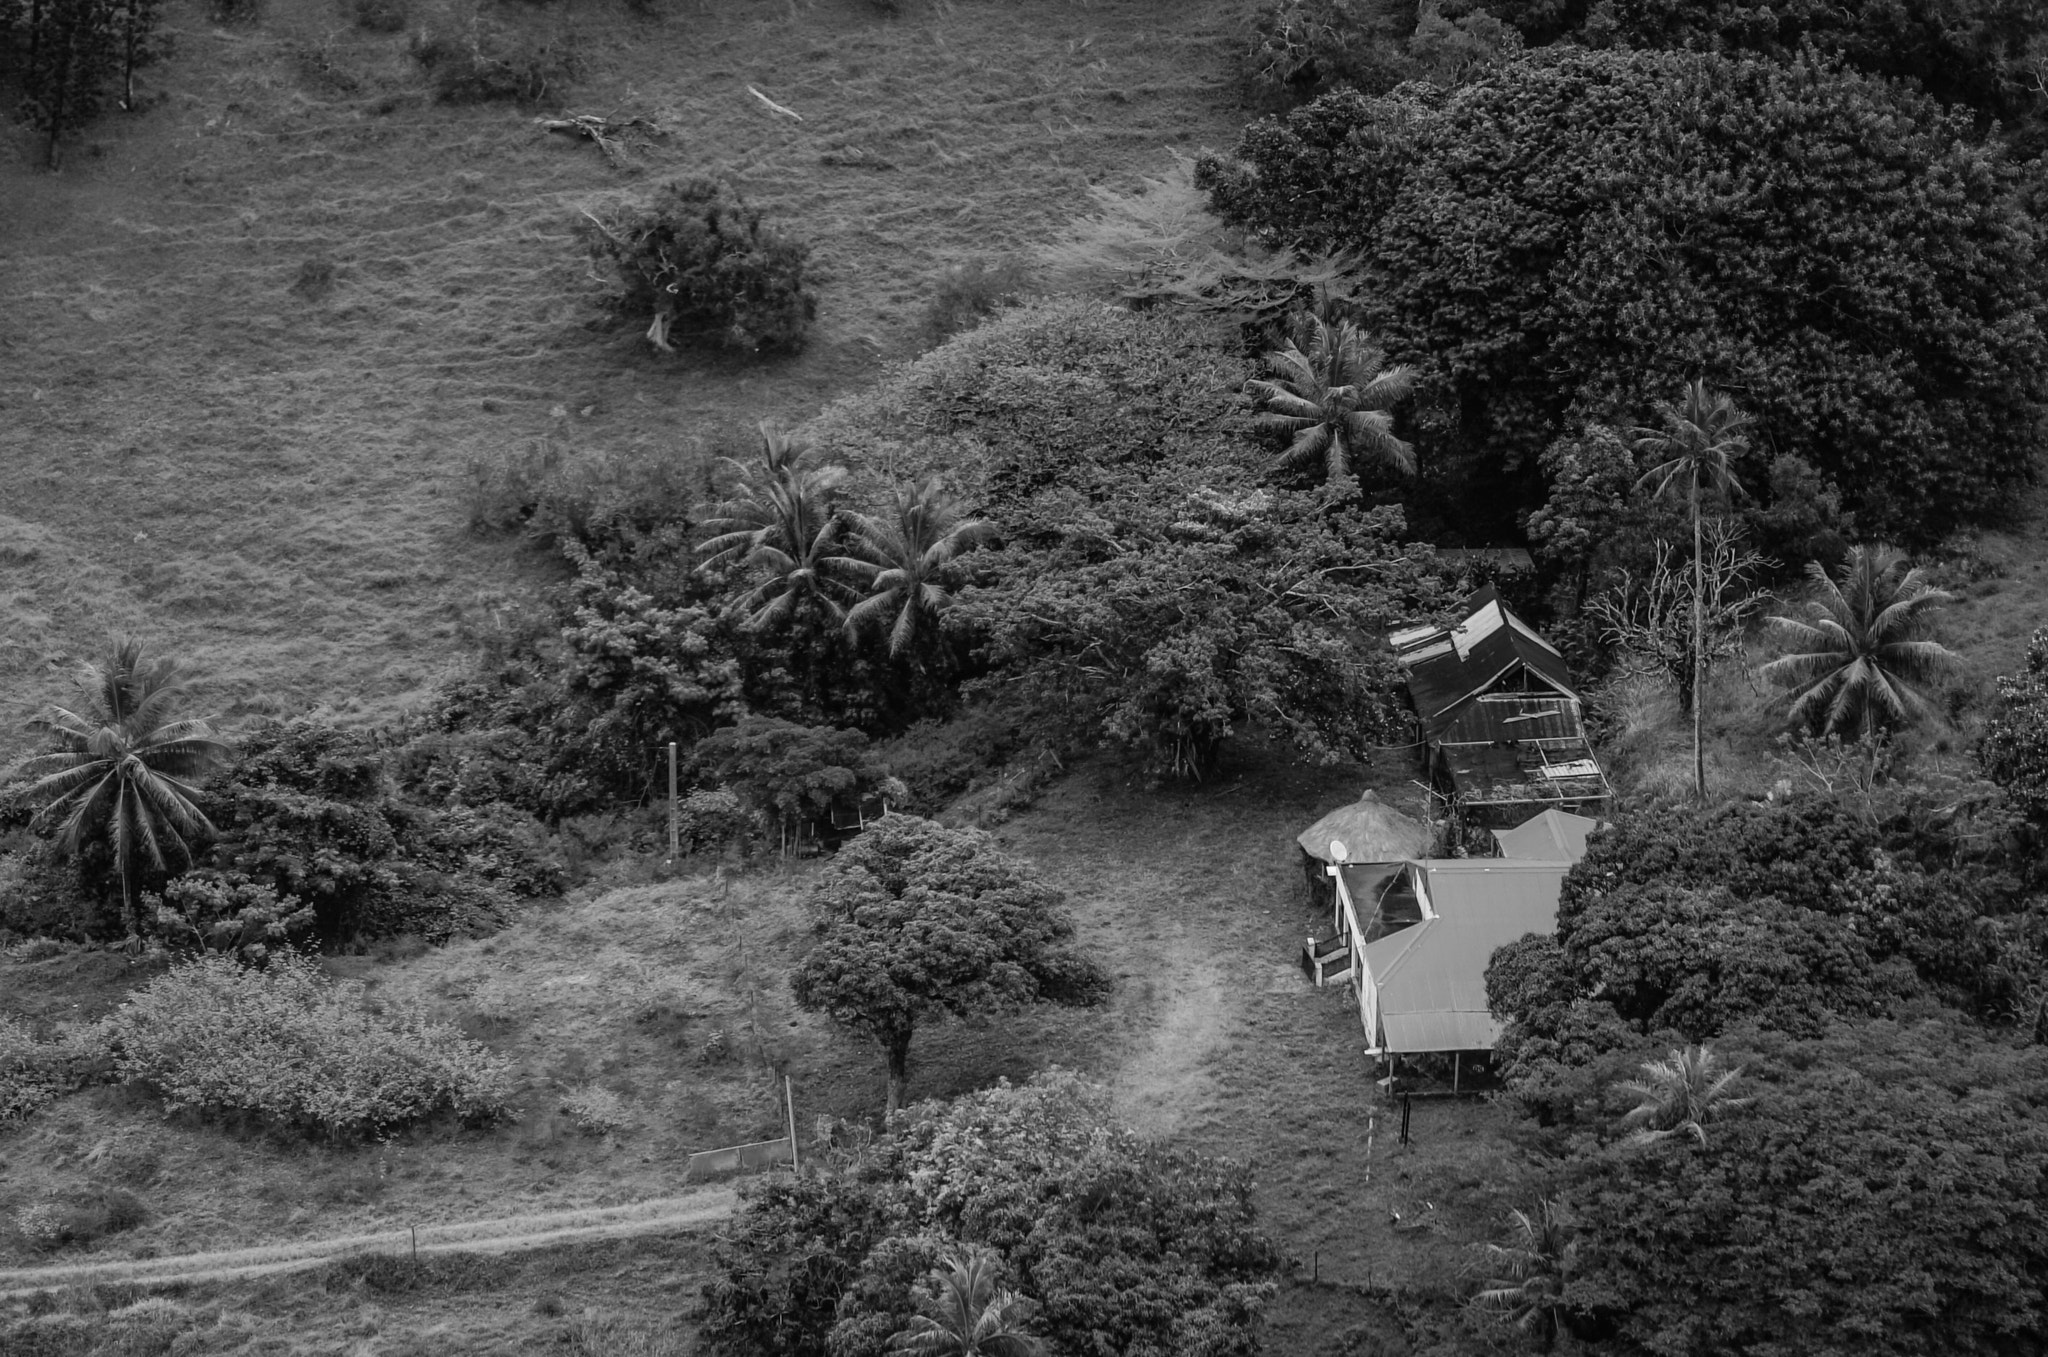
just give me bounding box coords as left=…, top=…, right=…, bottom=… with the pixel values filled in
left=1393, top=585, right=1576, bottom=736
left=1492, top=809, right=1601, bottom=864
left=1361, top=860, right=1568, bottom=1053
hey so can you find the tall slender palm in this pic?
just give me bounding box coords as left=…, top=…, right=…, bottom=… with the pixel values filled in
left=1617, top=1044, right=1751, bottom=1148
left=890, top=1252, right=1041, bottom=1357
left=699, top=423, right=867, bottom=632
left=11, top=639, right=232, bottom=939
left=1633, top=379, right=1752, bottom=801
left=1760, top=545, right=1960, bottom=740
left=845, top=478, right=994, bottom=658
left=1475, top=1199, right=1577, bottom=1352
left=1246, top=314, right=1416, bottom=484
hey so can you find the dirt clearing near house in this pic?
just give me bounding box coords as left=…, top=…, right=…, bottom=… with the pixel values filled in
left=0, top=0, right=1246, bottom=754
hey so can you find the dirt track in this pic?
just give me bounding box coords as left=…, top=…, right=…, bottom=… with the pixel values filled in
left=0, top=1186, right=737, bottom=1298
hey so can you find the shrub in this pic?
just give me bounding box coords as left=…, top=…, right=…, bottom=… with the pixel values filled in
left=13, top=1188, right=149, bottom=1252
left=581, top=178, right=816, bottom=355
left=691, top=717, right=902, bottom=842
left=463, top=436, right=703, bottom=555
left=0, top=1015, right=94, bottom=1126
left=920, top=258, right=1031, bottom=348
left=1199, top=49, right=2048, bottom=544
left=141, top=869, right=316, bottom=963
left=676, top=786, right=750, bottom=855
left=409, top=7, right=575, bottom=106
left=100, top=952, right=514, bottom=1140
left=1238, top=0, right=1399, bottom=105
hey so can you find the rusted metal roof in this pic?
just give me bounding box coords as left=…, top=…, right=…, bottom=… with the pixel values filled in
left=1394, top=585, right=1576, bottom=737
left=1432, top=692, right=1586, bottom=747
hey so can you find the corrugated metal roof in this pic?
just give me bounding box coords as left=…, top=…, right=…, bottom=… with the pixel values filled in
left=1441, top=744, right=1609, bottom=805
left=1493, top=809, right=1601, bottom=863
left=1360, top=860, right=1567, bottom=1053
left=1395, top=585, right=1577, bottom=735
left=1433, top=693, right=1586, bottom=746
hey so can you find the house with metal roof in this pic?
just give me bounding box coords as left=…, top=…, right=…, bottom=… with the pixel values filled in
left=1324, top=854, right=1569, bottom=1056
left=1491, top=808, right=1600, bottom=864
left=1391, top=585, right=1611, bottom=831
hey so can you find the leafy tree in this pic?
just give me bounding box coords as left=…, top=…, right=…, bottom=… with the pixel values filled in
left=789, top=816, right=1107, bottom=1112
left=890, top=1252, right=1041, bottom=1357
left=1633, top=379, right=1751, bottom=797
left=1198, top=50, right=2048, bottom=544
left=846, top=477, right=993, bottom=661
left=140, top=869, right=316, bottom=964
left=1474, top=1199, right=1577, bottom=1351
left=691, top=715, right=902, bottom=849
left=10, top=639, right=231, bottom=940
left=1245, top=312, right=1416, bottom=485
left=1563, top=1020, right=2048, bottom=1357
left=1616, top=1044, right=1750, bottom=1147
left=581, top=178, right=815, bottom=354
left=805, top=300, right=1456, bottom=778
left=1979, top=627, right=2048, bottom=823
left=1761, top=545, right=1961, bottom=739
left=1525, top=422, right=1654, bottom=611
left=703, top=1071, right=1282, bottom=1357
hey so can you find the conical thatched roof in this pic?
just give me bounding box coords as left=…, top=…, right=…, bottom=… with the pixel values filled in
left=1296, top=791, right=1430, bottom=865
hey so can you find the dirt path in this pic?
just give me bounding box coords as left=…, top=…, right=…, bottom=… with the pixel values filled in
left=0, top=1186, right=737, bottom=1298
left=1112, top=937, right=1235, bottom=1138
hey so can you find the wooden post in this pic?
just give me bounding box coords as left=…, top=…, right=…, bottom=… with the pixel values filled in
left=784, top=1075, right=799, bottom=1172
left=667, top=742, right=679, bottom=864
left=1454, top=1051, right=1461, bottom=1095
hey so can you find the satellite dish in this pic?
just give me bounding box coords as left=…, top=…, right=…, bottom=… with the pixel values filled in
left=1329, top=838, right=1350, bottom=864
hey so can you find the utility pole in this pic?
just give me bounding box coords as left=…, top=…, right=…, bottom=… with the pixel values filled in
left=667, top=741, right=679, bottom=865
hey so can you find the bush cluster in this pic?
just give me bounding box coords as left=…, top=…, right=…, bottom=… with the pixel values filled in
left=101, top=952, right=514, bottom=1140
left=582, top=178, right=817, bottom=355
left=409, top=7, right=576, bottom=106
left=1, top=0, right=169, bottom=167
left=0, top=1015, right=96, bottom=1126
left=13, top=1188, right=148, bottom=1252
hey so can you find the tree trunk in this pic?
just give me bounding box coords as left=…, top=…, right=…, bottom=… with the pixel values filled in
left=883, top=1030, right=912, bottom=1117
left=1691, top=483, right=1706, bottom=802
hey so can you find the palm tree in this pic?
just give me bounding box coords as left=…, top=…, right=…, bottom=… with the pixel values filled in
left=1618, top=1044, right=1751, bottom=1148
left=699, top=423, right=867, bottom=632
left=890, top=1252, right=1041, bottom=1357
left=845, top=477, right=994, bottom=658
left=1633, top=379, right=1753, bottom=801
left=1475, top=1199, right=1577, bottom=1351
left=1246, top=314, right=1416, bottom=484
left=1760, top=545, right=1960, bottom=740
left=11, top=639, right=232, bottom=940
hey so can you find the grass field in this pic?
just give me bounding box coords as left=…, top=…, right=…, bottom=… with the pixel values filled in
left=0, top=0, right=1248, bottom=755
left=0, top=738, right=1536, bottom=1351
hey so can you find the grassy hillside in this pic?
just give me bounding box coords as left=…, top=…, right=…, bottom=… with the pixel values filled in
left=0, top=0, right=1247, bottom=753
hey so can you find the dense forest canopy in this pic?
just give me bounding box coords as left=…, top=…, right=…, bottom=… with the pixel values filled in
left=1199, top=47, right=2048, bottom=546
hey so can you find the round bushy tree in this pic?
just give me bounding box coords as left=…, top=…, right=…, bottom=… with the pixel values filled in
left=583, top=178, right=816, bottom=354
left=1198, top=49, right=2048, bottom=544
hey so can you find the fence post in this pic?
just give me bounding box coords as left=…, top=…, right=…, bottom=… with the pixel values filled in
left=667, top=742, right=679, bottom=864
left=785, top=1075, right=799, bottom=1172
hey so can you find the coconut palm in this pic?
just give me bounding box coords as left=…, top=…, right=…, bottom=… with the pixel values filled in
left=845, top=477, right=994, bottom=658
left=1618, top=1044, right=1751, bottom=1148
left=1633, top=379, right=1753, bottom=800
left=699, top=423, right=867, bottom=632
left=1760, top=545, right=1960, bottom=740
left=11, top=639, right=232, bottom=940
left=890, top=1252, right=1041, bottom=1357
left=1475, top=1198, right=1577, bottom=1351
left=1246, top=314, right=1416, bottom=484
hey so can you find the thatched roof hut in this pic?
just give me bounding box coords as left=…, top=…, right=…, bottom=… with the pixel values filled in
left=1297, top=792, right=1431, bottom=914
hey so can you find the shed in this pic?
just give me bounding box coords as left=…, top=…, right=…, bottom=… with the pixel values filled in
left=1492, top=808, right=1601, bottom=864
left=1391, top=586, right=1611, bottom=831
left=1353, top=860, right=1568, bottom=1054
left=1296, top=792, right=1431, bottom=915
